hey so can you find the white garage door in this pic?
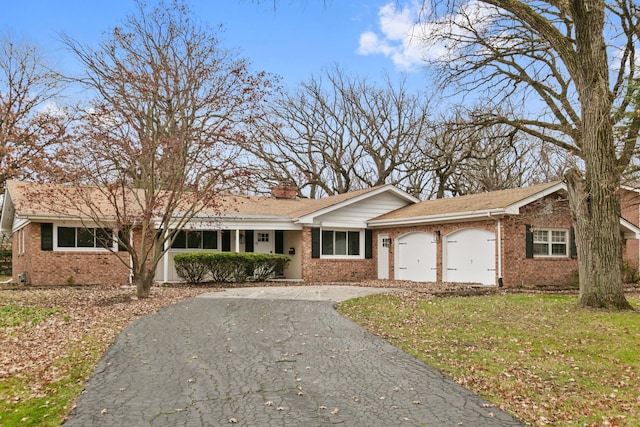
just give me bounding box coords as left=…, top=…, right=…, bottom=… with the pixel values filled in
left=443, top=229, right=496, bottom=285
left=396, top=232, right=437, bottom=282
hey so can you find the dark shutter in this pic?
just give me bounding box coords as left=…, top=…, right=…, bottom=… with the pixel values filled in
left=311, top=228, right=320, bottom=258
left=525, top=224, right=534, bottom=258
left=570, top=226, right=578, bottom=259
left=275, top=230, right=284, bottom=254
left=117, top=230, right=127, bottom=252
left=244, top=230, right=254, bottom=252
left=41, top=223, right=53, bottom=251
left=222, top=230, right=231, bottom=252
left=365, top=229, right=373, bottom=259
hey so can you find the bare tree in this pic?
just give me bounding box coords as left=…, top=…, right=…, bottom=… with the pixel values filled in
left=51, top=1, right=275, bottom=298
left=0, top=35, right=68, bottom=189
left=419, top=0, right=639, bottom=309
left=243, top=66, right=430, bottom=198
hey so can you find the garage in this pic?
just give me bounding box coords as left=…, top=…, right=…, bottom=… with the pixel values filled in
left=443, top=228, right=496, bottom=285
left=395, top=232, right=437, bottom=282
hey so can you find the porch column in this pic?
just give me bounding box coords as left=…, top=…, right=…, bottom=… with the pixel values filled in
left=162, top=230, right=169, bottom=282
left=235, top=229, right=240, bottom=253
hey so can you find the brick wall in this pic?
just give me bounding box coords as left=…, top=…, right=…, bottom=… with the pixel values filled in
left=13, top=222, right=130, bottom=286
left=500, top=196, right=577, bottom=287
left=621, top=189, right=640, bottom=270
left=300, top=226, right=376, bottom=282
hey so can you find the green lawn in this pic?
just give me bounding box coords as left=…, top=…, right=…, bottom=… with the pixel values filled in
left=338, top=292, right=640, bottom=426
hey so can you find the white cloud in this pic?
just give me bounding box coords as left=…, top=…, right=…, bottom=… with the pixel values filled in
left=358, top=0, right=496, bottom=71
left=357, top=1, right=428, bottom=72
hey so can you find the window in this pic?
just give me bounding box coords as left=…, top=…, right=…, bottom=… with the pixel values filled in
left=257, top=232, right=269, bottom=242
left=321, top=230, right=360, bottom=256
left=171, top=230, right=218, bottom=249
left=533, top=229, right=568, bottom=257
left=56, top=227, right=114, bottom=249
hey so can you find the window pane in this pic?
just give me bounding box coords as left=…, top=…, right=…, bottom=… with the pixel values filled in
left=348, top=231, right=360, bottom=255
left=257, top=232, right=269, bottom=242
left=533, top=230, right=548, bottom=242
left=552, top=243, right=567, bottom=256
left=203, top=231, right=217, bottom=249
left=172, top=230, right=186, bottom=249
left=77, top=228, right=95, bottom=247
left=187, top=231, right=202, bottom=249
left=58, top=227, right=76, bottom=247
left=335, top=231, right=347, bottom=255
left=96, top=228, right=113, bottom=249
left=322, top=230, right=334, bottom=255
left=533, top=243, right=548, bottom=256
left=551, top=231, right=566, bottom=243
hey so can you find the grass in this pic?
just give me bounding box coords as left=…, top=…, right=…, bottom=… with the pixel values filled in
left=337, top=292, right=640, bottom=426
left=0, top=342, right=98, bottom=427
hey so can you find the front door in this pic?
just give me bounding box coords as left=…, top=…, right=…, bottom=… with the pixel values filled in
left=378, top=234, right=390, bottom=279
left=254, top=231, right=274, bottom=254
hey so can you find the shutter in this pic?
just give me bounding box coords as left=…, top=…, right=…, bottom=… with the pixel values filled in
left=365, top=229, right=373, bottom=259
left=117, top=230, right=127, bottom=252
left=570, top=226, right=578, bottom=259
left=244, top=230, right=254, bottom=252
left=222, top=230, right=231, bottom=252
left=275, top=230, right=284, bottom=254
left=525, top=224, right=534, bottom=258
left=41, top=223, right=53, bottom=251
left=311, top=228, right=320, bottom=258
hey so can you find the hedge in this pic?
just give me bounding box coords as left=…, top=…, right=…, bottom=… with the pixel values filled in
left=174, top=252, right=290, bottom=284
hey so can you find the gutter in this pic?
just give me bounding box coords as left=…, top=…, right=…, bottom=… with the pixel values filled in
left=368, top=208, right=508, bottom=228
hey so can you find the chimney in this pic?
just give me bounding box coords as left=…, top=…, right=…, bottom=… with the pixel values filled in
left=271, top=183, right=298, bottom=199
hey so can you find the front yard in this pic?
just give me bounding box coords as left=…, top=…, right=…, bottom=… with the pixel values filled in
left=338, top=290, right=640, bottom=426
left=0, top=283, right=638, bottom=426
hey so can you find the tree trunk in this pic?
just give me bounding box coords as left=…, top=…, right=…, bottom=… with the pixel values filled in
left=567, top=0, right=633, bottom=310
left=566, top=170, right=632, bottom=309
left=134, top=269, right=155, bottom=299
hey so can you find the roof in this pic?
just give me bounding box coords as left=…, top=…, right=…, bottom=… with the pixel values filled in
left=1, top=181, right=418, bottom=232
left=369, top=181, right=566, bottom=226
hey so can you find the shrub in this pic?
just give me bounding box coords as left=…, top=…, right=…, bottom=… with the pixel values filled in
left=174, top=252, right=211, bottom=284
left=174, top=252, right=291, bottom=284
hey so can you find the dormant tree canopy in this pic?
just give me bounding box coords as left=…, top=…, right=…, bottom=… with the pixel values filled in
left=54, top=0, right=276, bottom=298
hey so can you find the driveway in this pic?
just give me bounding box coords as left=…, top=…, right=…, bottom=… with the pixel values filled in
left=65, top=286, right=522, bottom=426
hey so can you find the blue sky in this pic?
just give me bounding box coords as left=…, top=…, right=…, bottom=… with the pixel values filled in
left=1, top=0, right=434, bottom=94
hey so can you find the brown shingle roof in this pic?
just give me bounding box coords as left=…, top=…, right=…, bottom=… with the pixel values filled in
left=6, top=180, right=386, bottom=221
left=373, top=181, right=564, bottom=221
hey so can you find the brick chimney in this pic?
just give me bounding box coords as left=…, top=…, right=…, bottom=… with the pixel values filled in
left=271, top=184, right=298, bottom=199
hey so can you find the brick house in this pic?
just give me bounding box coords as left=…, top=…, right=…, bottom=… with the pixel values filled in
left=0, top=180, right=418, bottom=286
left=2, top=180, right=639, bottom=288
left=368, top=181, right=640, bottom=288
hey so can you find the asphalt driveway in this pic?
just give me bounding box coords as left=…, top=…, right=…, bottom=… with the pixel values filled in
left=64, top=286, right=522, bottom=426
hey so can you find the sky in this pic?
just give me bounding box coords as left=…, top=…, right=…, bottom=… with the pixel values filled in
left=0, top=0, right=435, bottom=94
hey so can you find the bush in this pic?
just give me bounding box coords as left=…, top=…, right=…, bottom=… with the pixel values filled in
left=174, top=253, right=210, bottom=284
left=174, top=252, right=291, bottom=284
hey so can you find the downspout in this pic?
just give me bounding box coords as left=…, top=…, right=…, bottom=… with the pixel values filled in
left=129, top=228, right=134, bottom=285
left=497, top=218, right=503, bottom=287
left=487, top=212, right=503, bottom=287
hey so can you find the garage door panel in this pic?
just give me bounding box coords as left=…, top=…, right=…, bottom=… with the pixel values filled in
left=396, top=232, right=437, bottom=282
left=444, top=229, right=495, bottom=285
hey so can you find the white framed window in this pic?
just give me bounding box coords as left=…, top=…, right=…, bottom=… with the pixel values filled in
left=321, top=229, right=362, bottom=258
left=533, top=229, right=568, bottom=257
left=54, top=225, right=115, bottom=251
left=171, top=230, right=218, bottom=250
